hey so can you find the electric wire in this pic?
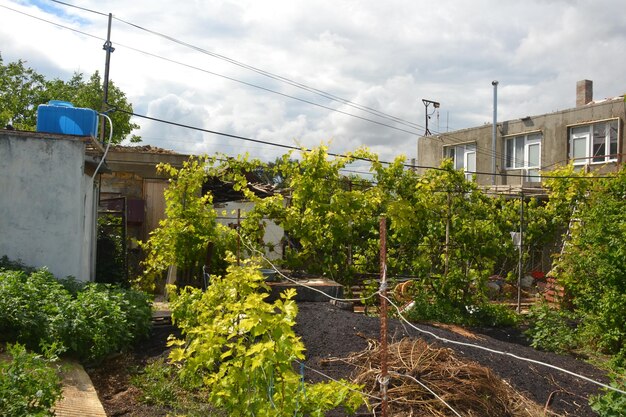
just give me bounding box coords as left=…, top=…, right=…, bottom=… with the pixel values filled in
left=114, top=108, right=616, bottom=180
left=112, top=16, right=427, bottom=132
left=0, top=3, right=103, bottom=41
left=48, top=0, right=108, bottom=17
left=5, top=3, right=619, bottom=180
left=2, top=3, right=426, bottom=137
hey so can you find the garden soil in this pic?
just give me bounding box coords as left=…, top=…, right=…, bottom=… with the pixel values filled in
left=87, top=301, right=609, bottom=416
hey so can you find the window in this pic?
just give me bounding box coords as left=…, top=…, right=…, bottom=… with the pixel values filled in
left=444, top=144, right=476, bottom=180
left=504, top=133, right=542, bottom=182
left=569, top=120, right=618, bottom=165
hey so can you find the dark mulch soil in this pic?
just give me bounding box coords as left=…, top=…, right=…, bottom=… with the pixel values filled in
left=88, top=302, right=608, bottom=416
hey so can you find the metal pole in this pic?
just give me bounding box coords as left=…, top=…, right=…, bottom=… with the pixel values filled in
left=237, top=208, right=241, bottom=266
left=379, top=217, right=389, bottom=417
left=491, top=81, right=499, bottom=185
left=517, top=192, right=524, bottom=313
left=100, top=13, right=114, bottom=142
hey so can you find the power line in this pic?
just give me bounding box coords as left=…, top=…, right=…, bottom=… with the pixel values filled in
left=111, top=16, right=426, bottom=132
left=48, top=0, right=108, bottom=16
left=38, top=0, right=429, bottom=133
left=0, top=3, right=103, bottom=41
left=115, top=108, right=615, bottom=180
left=6, top=3, right=426, bottom=137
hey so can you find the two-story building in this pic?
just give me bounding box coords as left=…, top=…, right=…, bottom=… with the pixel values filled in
left=417, top=80, right=624, bottom=189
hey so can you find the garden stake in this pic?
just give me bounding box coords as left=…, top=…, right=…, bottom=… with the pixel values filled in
left=379, top=216, right=389, bottom=417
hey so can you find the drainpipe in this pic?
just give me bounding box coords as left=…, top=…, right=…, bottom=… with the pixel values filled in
left=491, top=81, right=499, bottom=186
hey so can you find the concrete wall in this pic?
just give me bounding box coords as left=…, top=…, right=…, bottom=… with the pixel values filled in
left=0, top=131, right=96, bottom=280
left=417, top=98, right=625, bottom=186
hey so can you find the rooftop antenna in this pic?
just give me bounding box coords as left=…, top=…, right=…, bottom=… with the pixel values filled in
left=422, top=99, right=440, bottom=136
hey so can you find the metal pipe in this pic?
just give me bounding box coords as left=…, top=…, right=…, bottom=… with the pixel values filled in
left=492, top=81, right=499, bottom=185
left=379, top=217, right=388, bottom=417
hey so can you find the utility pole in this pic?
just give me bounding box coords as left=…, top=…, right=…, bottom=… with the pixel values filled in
left=422, top=99, right=440, bottom=136
left=100, top=12, right=115, bottom=142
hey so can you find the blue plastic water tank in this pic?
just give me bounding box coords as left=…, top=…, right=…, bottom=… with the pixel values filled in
left=36, top=101, right=99, bottom=137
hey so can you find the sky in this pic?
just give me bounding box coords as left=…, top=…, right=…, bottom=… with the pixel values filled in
left=0, top=0, right=625, bottom=164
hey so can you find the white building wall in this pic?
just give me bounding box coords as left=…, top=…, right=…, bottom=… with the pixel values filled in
left=0, top=133, right=96, bottom=280
left=215, top=200, right=284, bottom=260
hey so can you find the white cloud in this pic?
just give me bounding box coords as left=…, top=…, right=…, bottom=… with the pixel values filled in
left=1, top=0, right=625, bottom=163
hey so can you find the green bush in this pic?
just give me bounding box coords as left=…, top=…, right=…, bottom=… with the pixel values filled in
left=0, top=269, right=71, bottom=348
left=0, top=343, right=62, bottom=417
left=525, top=302, right=578, bottom=353
left=405, top=293, right=519, bottom=328
left=0, top=267, right=152, bottom=362
left=589, top=376, right=626, bottom=417
left=130, top=357, right=221, bottom=416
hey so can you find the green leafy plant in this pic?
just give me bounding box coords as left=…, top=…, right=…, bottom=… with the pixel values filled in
left=0, top=343, right=62, bottom=417
left=525, top=301, right=578, bottom=353
left=0, top=266, right=152, bottom=362
left=138, top=156, right=221, bottom=290
left=130, top=357, right=222, bottom=416
left=0, top=269, right=71, bottom=348
left=589, top=376, right=626, bottom=417
left=168, top=257, right=365, bottom=416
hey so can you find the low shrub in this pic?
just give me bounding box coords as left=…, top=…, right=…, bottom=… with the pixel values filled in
left=0, top=343, right=63, bottom=417
left=0, top=266, right=152, bottom=362
left=404, top=293, right=519, bottom=328
left=130, top=357, right=220, bottom=416
left=0, top=269, right=71, bottom=348
left=525, top=302, right=578, bottom=353
left=589, top=376, right=626, bottom=417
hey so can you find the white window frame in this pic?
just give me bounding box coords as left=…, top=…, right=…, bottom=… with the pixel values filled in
left=504, top=132, right=542, bottom=182
left=568, top=119, right=619, bottom=165
left=444, top=143, right=476, bottom=180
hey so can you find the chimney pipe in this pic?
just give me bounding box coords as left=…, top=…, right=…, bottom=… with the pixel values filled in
left=576, top=80, right=593, bottom=107
left=491, top=81, right=498, bottom=186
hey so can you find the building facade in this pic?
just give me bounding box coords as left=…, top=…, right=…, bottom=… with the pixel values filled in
left=0, top=130, right=102, bottom=280
left=417, top=80, right=625, bottom=187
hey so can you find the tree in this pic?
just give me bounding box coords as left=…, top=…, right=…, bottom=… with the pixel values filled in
left=138, top=156, right=219, bottom=289
left=0, top=54, right=140, bottom=143
left=0, top=56, right=46, bottom=130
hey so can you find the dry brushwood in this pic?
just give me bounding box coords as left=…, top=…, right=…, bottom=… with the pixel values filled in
left=336, top=338, right=552, bottom=417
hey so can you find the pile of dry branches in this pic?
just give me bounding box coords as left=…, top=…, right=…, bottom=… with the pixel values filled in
left=337, top=338, right=548, bottom=417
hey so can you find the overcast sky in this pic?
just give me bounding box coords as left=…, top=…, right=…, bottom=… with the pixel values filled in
left=1, top=0, right=625, bottom=163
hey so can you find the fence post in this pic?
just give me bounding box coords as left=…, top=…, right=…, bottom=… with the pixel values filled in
left=379, top=216, right=389, bottom=417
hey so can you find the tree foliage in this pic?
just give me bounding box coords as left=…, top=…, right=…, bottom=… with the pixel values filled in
left=139, top=156, right=220, bottom=288
left=0, top=54, right=139, bottom=143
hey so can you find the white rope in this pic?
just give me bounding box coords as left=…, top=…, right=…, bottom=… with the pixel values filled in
left=380, top=293, right=626, bottom=396
left=237, top=232, right=626, bottom=396
left=240, top=236, right=378, bottom=303
left=389, top=371, right=463, bottom=417
left=295, top=360, right=382, bottom=402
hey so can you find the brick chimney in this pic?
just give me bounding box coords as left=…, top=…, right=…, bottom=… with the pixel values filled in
left=576, top=80, right=593, bottom=107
